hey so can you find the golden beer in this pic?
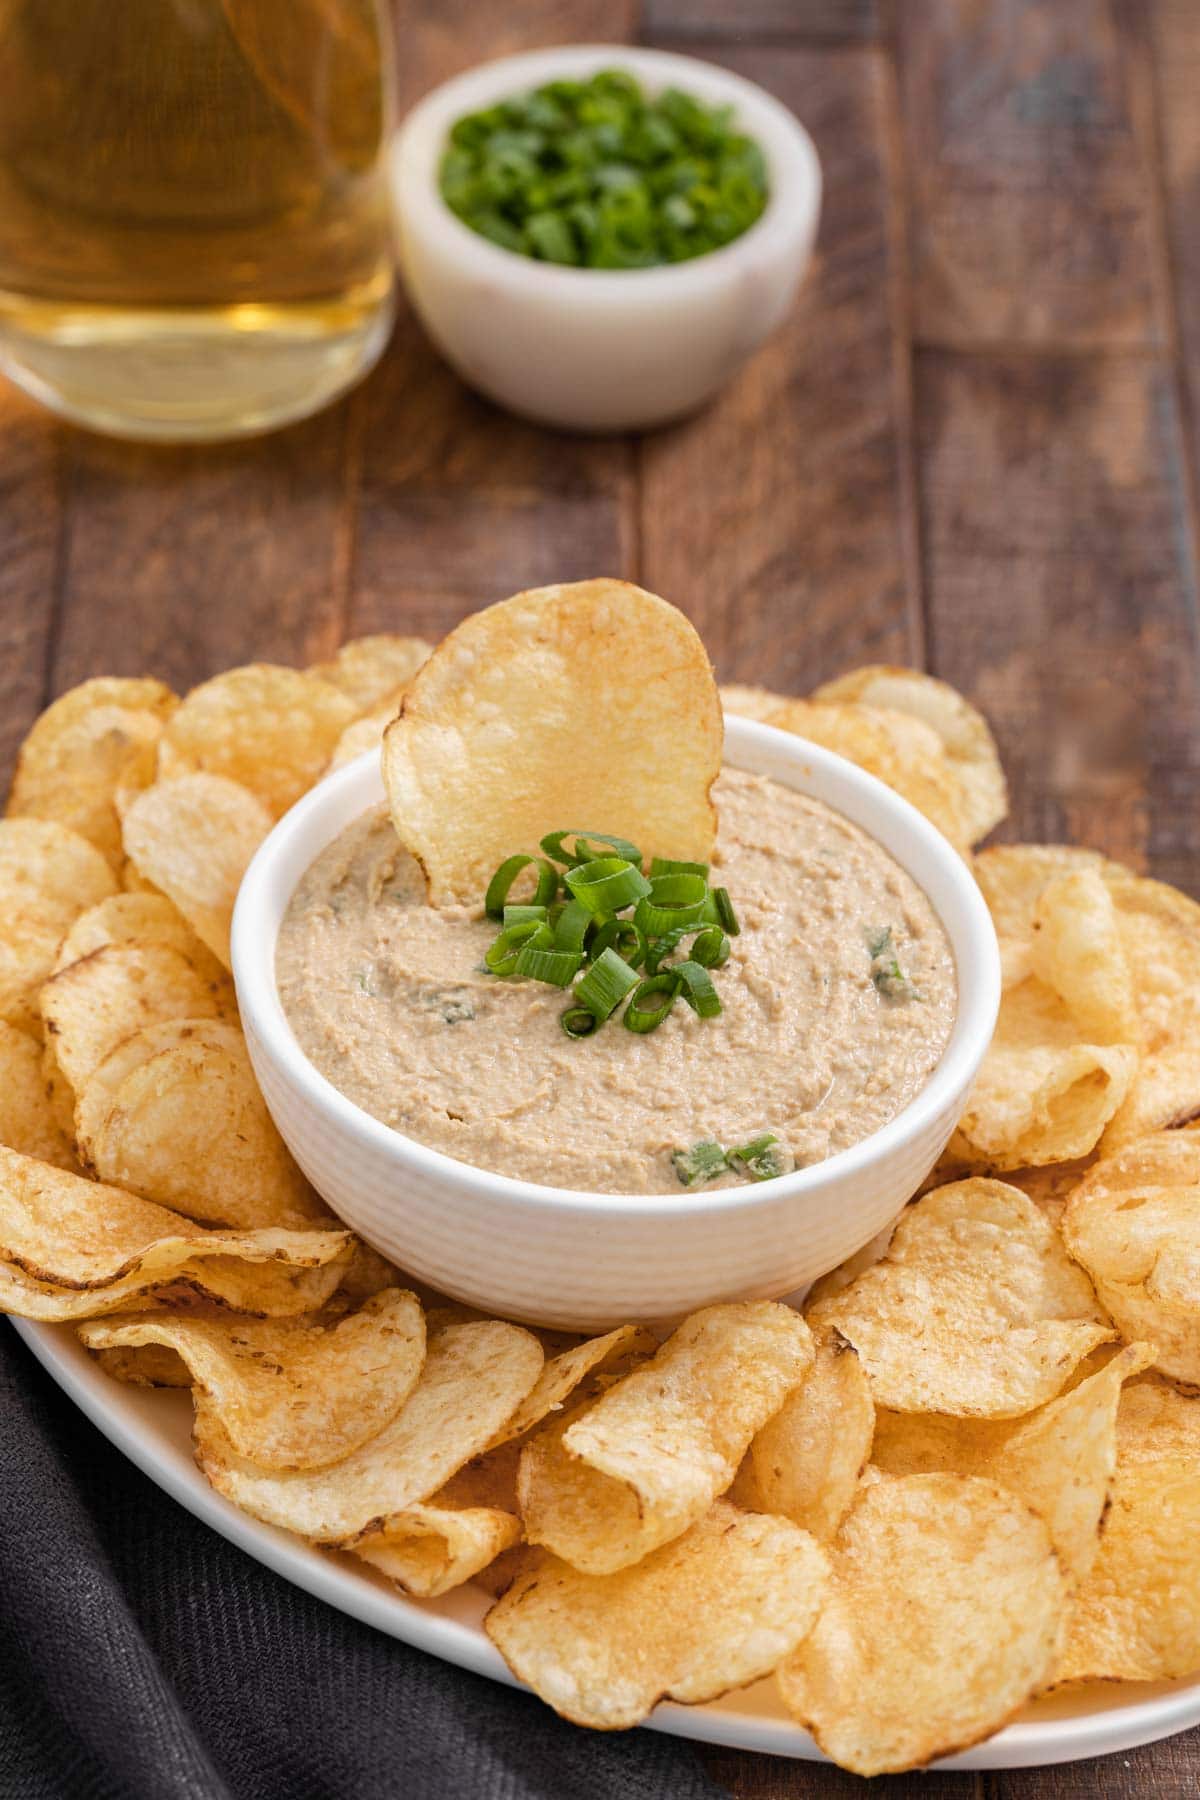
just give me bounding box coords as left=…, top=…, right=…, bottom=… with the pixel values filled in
left=0, top=0, right=396, bottom=439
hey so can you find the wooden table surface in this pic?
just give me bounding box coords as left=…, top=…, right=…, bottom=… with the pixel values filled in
left=2, top=0, right=1198, bottom=1794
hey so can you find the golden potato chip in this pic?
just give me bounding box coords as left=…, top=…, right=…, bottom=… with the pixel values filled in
left=803, top=1222, right=897, bottom=1309
left=3, top=1242, right=348, bottom=1321
left=487, top=1324, right=653, bottom=1450
left=488, top=1501, right=830, bottom=1731
left=80, top=1288, right=425, bottom=1471
left=39, top=938, right=236, bottom=1099
left=328, top=695, right=404, bottom=771
left=1030, top=868, right=1139, bottom=1044
left=519, top=1302, right=813, bottom=1575
left=334, top=1238, right=404, bottom=1302
left=812, top=666, right=1007, bottom=846
left=311, top=635, right=433, bottom=711
left=1063, top=1132, right=1200, bottom=1383
left=382, top=580, right=723, bottom=904
left=196, top=1321, right=543, bottom=1545
left=41, top=1036, right=75, bottom=1140
left=1004, top=1158, right=1095, bottom=1230
left=0, top=1022, right=78, bottom=1169
left=0, top=1144, right=347, bottom=1292
left=807, top=1180, right=1111, bottom=1416
left=156, top=664, right=356, bottom=818
left=871, top=1343, right=1153, bottom=1584
left=75, top=1018, right=323, bottom=1231
left=1101, top=876, right=1200, bottom=1146
left=53, top=892, right=225, bottom=983
left=768, top=699, right=971, bottom=850
left=777, top=1474, right=1066, bottom=1775
left=0, top=819, right=119, bottom=1029
left=1057, top=1379, right=1200, bottom=1682
left=972, top=844, right=1125, bottom=941
left=92, top=1341, right=191, bottom=1387
left=718, top=683, right=789, bottom=721
left=7, top=678, right=176, bottom=869
left=121, top=773, right=274, bottom=967
left=948, top=973, right=1137, bottom=1171
left=354, top=1504, right=521, bottom=1598
left=740, top=1337, right=875, bottom=1541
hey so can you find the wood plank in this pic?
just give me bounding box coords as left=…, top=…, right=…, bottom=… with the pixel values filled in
left=638, top=44, right=920, bottom=688
left=896, top=0, right=1163, bottom=349
left=702, top=1743, right=979, bottom=1797
left=985, top=1731, right=1200, bottom=1800
left=916, top=347, right=1200, bottom=894
left=390, top=0, right=637, bottom=113
left=0, top=392, right=62, bottom=785
left=641, top=0, right=881, bottom=44
left=47, top=405, right=358, bottom=696
left=1146, top=0, right=1200, bottom=543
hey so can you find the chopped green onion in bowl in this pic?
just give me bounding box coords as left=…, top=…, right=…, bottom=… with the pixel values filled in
left=439, top=69, right=769, bottom=269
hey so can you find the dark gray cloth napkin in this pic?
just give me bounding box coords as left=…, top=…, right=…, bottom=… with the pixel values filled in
left=0, top=1322, right=727, bottom=1800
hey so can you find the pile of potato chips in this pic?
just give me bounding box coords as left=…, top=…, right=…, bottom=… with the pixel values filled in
left=2, top=612, right=1200, bottom=1776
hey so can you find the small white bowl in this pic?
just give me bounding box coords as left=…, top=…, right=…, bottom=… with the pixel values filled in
left=232, top=719, right=999, bottom=1332
left=390, top=45, right=821, bottom=431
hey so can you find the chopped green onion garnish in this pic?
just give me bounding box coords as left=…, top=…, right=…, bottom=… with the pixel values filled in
left=565, top=856, right=652, bottom=918
left=513, top=944, right=582, bottom=986
left=690, top=925, right=730, bottom=969
left=560, top=1005, right=599, bottom=1039
left=485, top=854, right=558, bottom=918
left=634, top=871, right=708, bottom=935
left=672, top=1139, right=728, bottom=1186
left=575, top=946, right=640, bottom=1021
left=440, top=70, right=769, bottom=270
left=623, top=972, right=681, bottom=1033
left=649, top=856, right=709, bottom=880
left=867, top=926, right=919, bottom=1000
left=540, top=829, right=643, bottom=868
left=672, top=959, right=722, bottom=1019
left=591, top=918, right=646, bottom=969
left=727, top=1132, right=795, bottom=1182
left=703, top=886, right=740, bottom=935
left=485, top=918, right=552, bottom=975
left=503, top=902, right=548, bottom=927
left=553, top=895, right=594, bottom=954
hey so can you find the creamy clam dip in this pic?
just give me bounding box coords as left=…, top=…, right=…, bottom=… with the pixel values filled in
left=277, top=770, right=956, bottom=1194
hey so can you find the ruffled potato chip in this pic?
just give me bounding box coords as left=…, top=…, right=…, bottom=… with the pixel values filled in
left=354, top=1503, right=521, bottom=1599
left=7, top=677, right=176, bottom=869
left=121, top=773, right=274, bottom=968
left=79, top=1288, right=425, bottom=1471
left=196, top=1321, right=543, bottom=1545
left=3, top=1244, right=347, bottom=1321
left=1057, top=1379, right=1200, bottom=1682
left=807, top=1181, right=1111, bottom=1416
left=871, top=1343, right=1152, bottom=1583
left=0, top=1023, right=78, bottom=1169
left=92, top=1341, right=191, bottom=1387
left=777, top=1474, right=1066, bottom=1775
left=382, top=580, right=723, bottom=904
left=488, top=1501, right=830, bottom=1730
left=75, top=1018, right=323, bottom=1230
left=972, top=844, right=1124, bottom=941
left=0, top=819, right=119, bottom=1029
left=311, top=635, right=432, bottom=711
left=157, top=664, right=357, bottom=818
left=487, top=1324, right=654, bottom=1451
left=39, top=939, right=237, bottom=1099
left=1063, top=1132, right=1200, bottom=1383
left=768, top=699, right=972, bottom=851
left=53, top=892, right=226, bottom=983
left=519, top=1302, right=813, bottom=1575
left=738, top=1337, right=875, bottom=1541
left=812, top=666, right=1007, bottom=846
left=1030, top=869, right=1139, bottom=1044
left=718, top=683, right=789, bottom=721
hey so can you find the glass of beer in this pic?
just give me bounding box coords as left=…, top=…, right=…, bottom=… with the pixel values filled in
left=0, top=0, right=397, bottom=441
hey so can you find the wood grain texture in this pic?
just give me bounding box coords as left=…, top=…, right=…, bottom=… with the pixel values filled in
left=985, top=1732, right=1200, bottom=1799
left=0, top=390, right=62, bottom=776
left=638, top=43, right=920, bottom=688
left=897, top=0, right=1163, bottom=349
left=642, top=0, right=881, bottom=43
left=46, top=406, right=358, bottom=695
left=916, top=348, right=1200, bottom=891
left=1147, top=0, right=1200, bottom=532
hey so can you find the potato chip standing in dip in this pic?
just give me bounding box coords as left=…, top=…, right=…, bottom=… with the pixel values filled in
left=381, top=580, right=722, bottom=903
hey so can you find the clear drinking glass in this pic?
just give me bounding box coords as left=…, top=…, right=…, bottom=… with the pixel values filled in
left=0, top=0, right=397, bottom=441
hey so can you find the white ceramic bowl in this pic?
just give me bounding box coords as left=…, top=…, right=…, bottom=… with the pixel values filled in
left=233, top=718, right=999, bottom=1331
left=390, top=45, right=822, bottom=431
